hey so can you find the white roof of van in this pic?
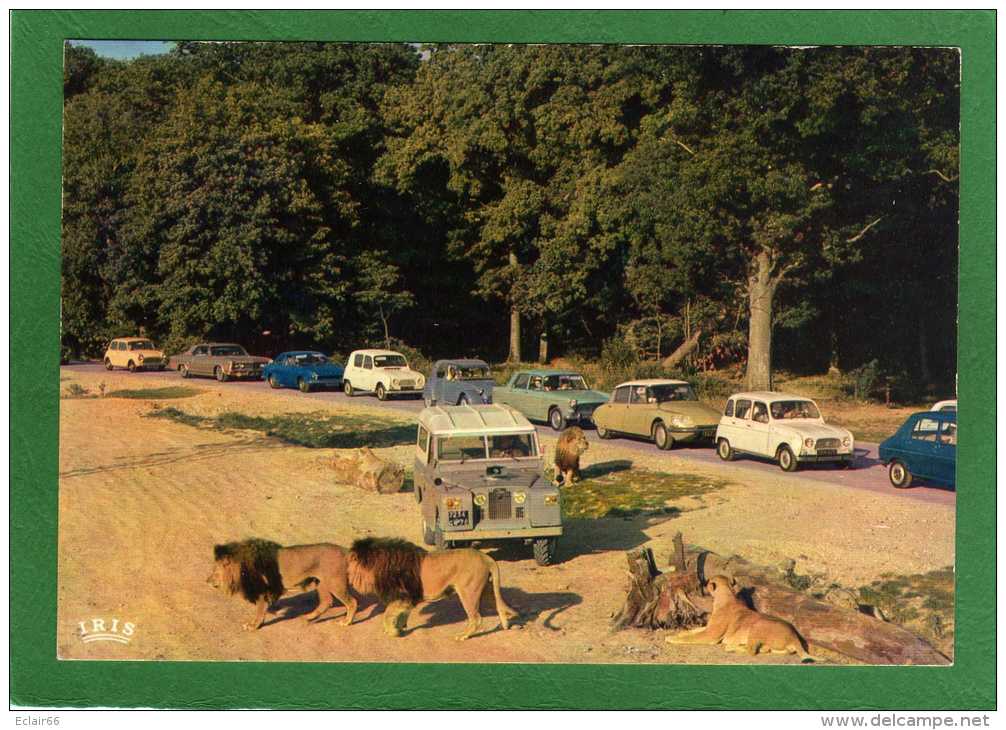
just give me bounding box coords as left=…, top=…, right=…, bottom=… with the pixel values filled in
left=418, top=404, right=535, bottom=436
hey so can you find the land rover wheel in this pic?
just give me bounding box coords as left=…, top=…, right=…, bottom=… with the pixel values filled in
left=777, top=445, right=798, bottom=472
left=298, top=378, right=311, bottom=393
left=533, top=537, right=558, bottom=566
left=343, top=380, right=354, bottom=396
left=422, top=518, right=435, bottom=546
left=717, top=438, right=735, bottom=461
left=548, top=408, right=566, bottom=431
left=653, top=422, right=674, bottom=451
left=376, top=383, right=387, bottom=401
left=127, top=360, right=137, bottom=373
left=888, top=460, right=913, bottom=489
left=215, top=366, right=228, bottom=383
left=268, top=375, right=281, bottom=389
left=104, top=358, right=113, bottom=371
left=179, top=364, right=190, bottom=378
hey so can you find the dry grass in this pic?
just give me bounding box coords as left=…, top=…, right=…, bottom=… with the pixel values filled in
left=559, top=465, right=728, bottom=519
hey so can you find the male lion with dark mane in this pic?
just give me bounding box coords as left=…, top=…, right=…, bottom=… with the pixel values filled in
left=207, top=539, right=357, bottom=631
left=208, top=537, right=517, bottom=640
left=554, top=426, right=589, bottom=485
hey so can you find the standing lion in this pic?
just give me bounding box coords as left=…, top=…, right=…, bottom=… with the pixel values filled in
left=554, top=426, right=589, bottom=485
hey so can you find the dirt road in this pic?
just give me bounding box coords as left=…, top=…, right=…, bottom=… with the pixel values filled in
left=57, top=366, right=955, bottom=664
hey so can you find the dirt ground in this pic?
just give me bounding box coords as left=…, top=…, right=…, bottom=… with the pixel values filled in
left=57, top=368, right=955, bottom=665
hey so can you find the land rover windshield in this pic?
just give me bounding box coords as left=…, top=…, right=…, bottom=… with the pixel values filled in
left=437, top=434, right=537, bottom=461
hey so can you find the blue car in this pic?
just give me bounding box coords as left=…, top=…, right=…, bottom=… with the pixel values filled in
left=263, top=351, right=344, bottom=393
left=878, top=411, right=956, bottom=488
left=423, top=358, right=494, bottom=407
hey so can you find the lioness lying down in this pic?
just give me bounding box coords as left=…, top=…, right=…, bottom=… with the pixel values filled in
left=207, top=537, right=517, bottom=640
left=665, top=575, right=813, bottom=662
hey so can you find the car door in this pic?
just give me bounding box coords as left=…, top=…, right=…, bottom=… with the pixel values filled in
left=414, top=424, right=433, bottom=498
left=602, top=386, right=631, bottom=433
left=278, top=355, right=298, bottom=386
left=430, top=365, right=446, bottom=403
left=526, top=376, right=548, bottom=420
left=190, top=345, right=210, bottom=375
left=748, top=401, right=772, bottom=456
left=108, top=341, right=122, bottom=367
left=727, top=398, right=753, bottom=451
left=935, top=418, right=957, bottom=485
left=361, top=355, right=375, bottom=390
left=503, top=373, right=530, bottom=412
left=908, top=416, right=942, bottom=480
left=626, top=385, right=653, bottom=436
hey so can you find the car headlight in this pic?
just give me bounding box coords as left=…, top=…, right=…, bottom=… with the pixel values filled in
left=670, top=416, right=693, bottom=428
left=473, top=494, right=487, bottom=507
left=842, top=436, right=851, bottom=447
left=568, top=399, right=578, bottom=409
left=138, top=354, right=144, bottom=362
left=418, top=375, right=425, bottom=386
left=311, top=372, right=319, bottom=381
left=514, top=492, right=527, bottom=505
left=544, top=494, right=559, bottom=505
left=804, top=437, right=814, bottom=449
left=444, top=497, right=462, bottom=510
left=392, top=378, right=399, bottom=386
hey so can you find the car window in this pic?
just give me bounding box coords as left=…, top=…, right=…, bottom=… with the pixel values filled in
left=613, top=386, right=630, bottom=404
left=724, top=399, right=734, bottom=417
left=630, top=386, right=649, bottom=404
left=752, top=402, right=769, bottom=424
left=543, top=374, right=588, bottom=391
left=363, top=356, right=372, bottom=369
left=488, top=434, right=536, bottom=458
left=417, top=425, right=430, bottom=457
left=735, top=399, right=752, bottom=419
left=437, top=435, right=488, bottom=462
left=374, top=355, right=407, bottom=367
left=650, top=383, right=698, bottom=402
left=529, top=376, right=544, bottom=391
left=770, top=400, right=821, bottom=420
left=459, top=365, right=490, bottom=380
left=353, top=353, right=363, bottom=367
left=912, top=417, right=942, bottom=442
left=940, top=421, right=957, bottom=447
left=436, top=366, right=447, bottom=378
left=211, top=345, right=247, bottom=357
left=940, top=404, right=957, bottom=413
left=193, top=346, right=208, bottom=356
left=513, top=374, right=530, bottom=389
left=294, top=352, right=327, bottom=365
left=129, top=340, right=155, bottom=350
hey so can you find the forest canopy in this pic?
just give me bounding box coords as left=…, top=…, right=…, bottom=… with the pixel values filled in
left=61, top=41, right=959, bottom=389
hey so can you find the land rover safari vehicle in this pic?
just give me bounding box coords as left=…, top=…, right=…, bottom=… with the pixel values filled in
left=414, top=404, right=562, bottom=565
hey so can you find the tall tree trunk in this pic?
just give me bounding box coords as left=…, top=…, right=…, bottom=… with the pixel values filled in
left=746, top=249, right=776, bottom=391
left=507, top=251, right=522, bottom=362
left=538, top=329, right=548, bottom=364
left=379, top=304, right=390, bottom=350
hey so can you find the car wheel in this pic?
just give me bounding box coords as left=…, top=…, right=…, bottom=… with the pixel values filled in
left=268, top=375, right=281, bottom=389
left=422, top=518, right=435, bottom=546
left=104, top=358, right=113, bottom=371
left=595, top=423, right=612, bottom=439
left=298, top=377, right=311, bottom=393
left=888, top=460, right=913, bottom=488
left=548, top=408, right=566, bottom=431
left=653, top=421, right=674, bottom=451
left=458, top=394, right=470, bottom=406
left=533, top=538, right=558, bottom=566
left=127, top=360, right=137, bottom=373
left=716, top=438, right=734, bottom=461
left=343, top=380, right=354, bottom=396
left=179, top=365, right=189, bottom=379
left=376, top=383, right=387, bottom=401
left=215, top=366, right=228, bottom=383
left=777, top=445, right=798, bottom=472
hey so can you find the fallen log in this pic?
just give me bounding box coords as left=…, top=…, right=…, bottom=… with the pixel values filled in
left=661, top=328, right=702, bottom=369
left=332, top=447, right=404, bottom=494
left=613, top=532, right=951, bottom=665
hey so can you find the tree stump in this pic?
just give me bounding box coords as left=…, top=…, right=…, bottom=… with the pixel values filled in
left=611, top=538, right=706, bottom=630
left=332, top=447, right=404, bottom=494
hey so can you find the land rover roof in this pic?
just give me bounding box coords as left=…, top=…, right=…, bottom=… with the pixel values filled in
left=419, top=404, right=535, bottom=436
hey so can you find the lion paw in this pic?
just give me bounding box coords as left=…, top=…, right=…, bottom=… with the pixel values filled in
left=242, top=622, right=259, bottom=632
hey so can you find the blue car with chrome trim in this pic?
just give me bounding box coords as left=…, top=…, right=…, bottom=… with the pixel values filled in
left=878, top=411, right=956, bottom=489
left=263, top=351, right=344, bottom=393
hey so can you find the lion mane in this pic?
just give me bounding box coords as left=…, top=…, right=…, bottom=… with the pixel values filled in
left=213, top=538, right=285, bottom=605
left=554, top=426, right=589, bottom=483
left=347, top=537, right=425, bottom=605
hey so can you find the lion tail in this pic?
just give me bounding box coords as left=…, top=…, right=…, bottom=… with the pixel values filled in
left=348, top=537, right=425, bottom=605
left=483, top=553, right=517, bottom=628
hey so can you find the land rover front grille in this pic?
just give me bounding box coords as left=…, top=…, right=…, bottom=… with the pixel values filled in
left=488, top=488, right=512, bottom=520
left=816, top=438, right=840, bottom=450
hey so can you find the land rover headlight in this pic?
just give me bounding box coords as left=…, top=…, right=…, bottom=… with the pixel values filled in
left=804, top=437, right=814, bottom=449
left=514, top=492, right=527, bottom=505
left=544, top=494, right=559, bottom=506
left=473, top=494, right=487, bottom=507
left=444, top=497, right=462, bottom=510
left=842, top=436, right=851, bottom=447
left=568, top=399, right=578, bottom=409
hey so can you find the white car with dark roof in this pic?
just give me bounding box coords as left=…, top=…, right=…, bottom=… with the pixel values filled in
left=715, top=391, right=855, bottom=471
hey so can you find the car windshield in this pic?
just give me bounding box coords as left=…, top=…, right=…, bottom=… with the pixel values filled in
left=770, top=400, right=820, bottom=420
left=374, top=355, right=407, bottom=368
left=437, top=436, right=488, bottom=462
left=210, top=346, right=247, bottom=357
left=129, top=340, right=155, bottom=350
left=540, top=374, right=588, bottom=391
left=649, top=384, right=697, bottom=402
left=294, top=353, right=328, bottom=365
left=488, top=434, right=537, bottom=458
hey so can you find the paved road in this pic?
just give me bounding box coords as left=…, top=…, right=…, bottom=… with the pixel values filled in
left=63, top=362, right=956, bottom=507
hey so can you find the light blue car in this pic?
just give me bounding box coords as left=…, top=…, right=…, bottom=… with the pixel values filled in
left=263, top=351, right=344, bottom=393
left=423, top=359, right=494, bottom=407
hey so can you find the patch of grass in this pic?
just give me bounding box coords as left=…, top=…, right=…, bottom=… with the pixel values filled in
left=106, top=386, right=201, bottom=400
left=148, top=407, right=415, bottom=449
left=61, top=383, right=90, bottom=398
left=855, top=567, right=955, bottom=656
left=559, top=466, right=727, bottom=519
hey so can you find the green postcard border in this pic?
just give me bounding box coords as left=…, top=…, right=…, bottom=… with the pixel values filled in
left=10, top=10, right=995, bottom=709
